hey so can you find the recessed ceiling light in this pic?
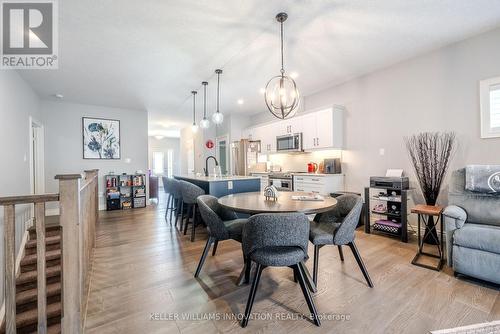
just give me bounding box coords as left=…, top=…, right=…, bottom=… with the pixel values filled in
left=54, top=94, right=64, bottom=99
left=290, top=72, right=298, bottom=79
left=237, top=99, right=244, bottom=105
left=259, top=88, right=265, bottom=94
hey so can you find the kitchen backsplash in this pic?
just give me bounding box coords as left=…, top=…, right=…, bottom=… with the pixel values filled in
left=262, top=149, right=342, bottom=172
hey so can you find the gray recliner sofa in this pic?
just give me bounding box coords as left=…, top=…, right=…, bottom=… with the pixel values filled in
left=443, top=168, right=500, bottom=284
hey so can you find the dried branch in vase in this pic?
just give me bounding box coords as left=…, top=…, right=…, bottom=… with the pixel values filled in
left=404, top=132, right=456, bottom=205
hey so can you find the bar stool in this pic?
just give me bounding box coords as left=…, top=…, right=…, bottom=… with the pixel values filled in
left=161, top=177, right=175, bottom=224
left=179, top=180, right=205, bottom=241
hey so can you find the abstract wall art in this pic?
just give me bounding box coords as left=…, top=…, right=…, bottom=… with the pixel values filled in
left=82, top=117, right=121, bottom=159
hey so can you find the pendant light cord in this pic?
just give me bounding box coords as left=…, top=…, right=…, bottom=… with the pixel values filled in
left=280, top=20, right=285, bottom=74
left=203, top=83, right=207, bottom=118
left=192, top=91, right=196, bottom=123
left=216, top=72, right=220, bottom=113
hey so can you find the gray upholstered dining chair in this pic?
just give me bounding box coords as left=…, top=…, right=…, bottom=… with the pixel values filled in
left=241, top=213, right=320, bottom=328
left=179, top=180, right=205, bottom=242
left=309, top=194, right=373, bottom=288
left=194, top=195, right=248, bottom=277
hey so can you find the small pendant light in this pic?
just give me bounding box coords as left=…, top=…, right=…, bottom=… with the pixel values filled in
left=191, top=90, right=199, bottom=133
left=212, top=69, right=224, bottom=124
left=200, top=81, right=210, bottom=129
left=264, top=12, right=300, bottom=120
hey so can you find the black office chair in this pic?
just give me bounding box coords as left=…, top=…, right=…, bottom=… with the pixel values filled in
left=240, top=213, right=321, bottom=328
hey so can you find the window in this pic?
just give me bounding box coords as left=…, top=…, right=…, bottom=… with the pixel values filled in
left=480, top=77, right=500, bottom=138
left=153, top=152, right=164, bottom=175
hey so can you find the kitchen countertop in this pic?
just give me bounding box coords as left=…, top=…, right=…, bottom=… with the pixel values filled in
left=174, top=175, right=260, bottom=183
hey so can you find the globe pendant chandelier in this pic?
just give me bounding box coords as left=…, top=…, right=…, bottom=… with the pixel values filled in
left=200, top=81, right=210, bottom=129
left=212, top=69, right=224, bottom=124
left=264, top=12, right=300, bottom=120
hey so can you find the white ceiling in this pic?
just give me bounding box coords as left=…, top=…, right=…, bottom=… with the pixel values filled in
left=19, top=0, right=500, bottom=136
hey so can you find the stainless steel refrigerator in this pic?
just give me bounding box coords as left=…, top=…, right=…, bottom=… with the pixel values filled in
left=230, top=139, right=261, bottom=176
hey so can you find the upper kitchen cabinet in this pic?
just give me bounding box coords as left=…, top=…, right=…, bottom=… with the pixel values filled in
left=302, top=106, right=344, bottom=150
left=243, top=105, right=344, bottom=152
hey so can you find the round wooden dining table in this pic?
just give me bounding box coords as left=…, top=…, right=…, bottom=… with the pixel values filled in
left=217, top=191, right=337, bottom=292
left=218, top=191, right=338, bottom=215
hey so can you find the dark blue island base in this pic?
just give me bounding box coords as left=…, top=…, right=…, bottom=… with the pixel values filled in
left=174, top=175, right=261, bottom=198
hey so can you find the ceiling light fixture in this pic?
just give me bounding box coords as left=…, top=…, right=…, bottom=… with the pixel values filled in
left=237, top=99, right=244, bottom=105
left=191, top=90, right=199, bottom=133
left=259, top=88, right=265, bottom=95
left=212, top=69, right=224, bottom=125
left=200, top=81, right=210, bottom=129
left=264, top=12, right=300, bottom=120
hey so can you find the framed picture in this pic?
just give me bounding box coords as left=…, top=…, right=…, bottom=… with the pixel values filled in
left=82, top=117, right=121, bottom=159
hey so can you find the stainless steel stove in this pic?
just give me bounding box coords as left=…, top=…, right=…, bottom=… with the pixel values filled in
left=268, top=172, right=294, bottom=191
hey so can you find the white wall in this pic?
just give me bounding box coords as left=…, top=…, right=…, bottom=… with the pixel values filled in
left=0, top=70, right=41, bottom=303
left=41, top=101, right=149, bottom=210
left=252, top=26, right=500, bottom=204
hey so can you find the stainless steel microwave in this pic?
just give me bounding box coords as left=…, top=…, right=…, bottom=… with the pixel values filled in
left=276, top=133, right=303, bottom=152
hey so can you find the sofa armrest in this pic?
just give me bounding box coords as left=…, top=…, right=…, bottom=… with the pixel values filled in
left=442, top=205, right=467, bottom=266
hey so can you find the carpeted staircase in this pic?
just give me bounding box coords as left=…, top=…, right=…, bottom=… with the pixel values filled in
left=1, top=224, right=62, bottom=334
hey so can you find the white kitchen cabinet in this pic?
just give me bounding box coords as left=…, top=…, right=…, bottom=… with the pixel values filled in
left=260, top=123, right=276, bottom=153
left=303, top=107, right=344, bottom=150
left=293, top=174, right=344, bottom=195
left=243, top=105, right=344, bottom=152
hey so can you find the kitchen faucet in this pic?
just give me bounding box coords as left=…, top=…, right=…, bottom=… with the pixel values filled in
left=204, top=155, right=219, bottom=177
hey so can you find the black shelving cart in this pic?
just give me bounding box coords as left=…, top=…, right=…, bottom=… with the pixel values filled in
left=364, top=186, right=411, bottom=242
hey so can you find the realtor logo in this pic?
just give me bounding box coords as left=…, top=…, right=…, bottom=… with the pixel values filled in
left=1, top=0, right=58, bottom=69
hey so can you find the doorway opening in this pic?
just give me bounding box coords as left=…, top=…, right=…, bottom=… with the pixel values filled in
left=216, top=134, right=229, bottom=175
left=29, top=117, right=44, bottom=195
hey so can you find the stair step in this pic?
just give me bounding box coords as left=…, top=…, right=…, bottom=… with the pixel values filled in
left=28, top=225, right=60, bottom=239
left=17, top=265, right=61, bottom=286
left=15, top=301, right=61, bottom=329
left=16, top=282, right=61, bottom=306
left=20, top=249, right=61, bottom=267
left=26, top=235, right=61, bottom=249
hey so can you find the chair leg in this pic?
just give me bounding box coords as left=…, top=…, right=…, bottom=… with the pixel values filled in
left=175, top=199, right=183, bottom=228
left=244, top=257, right=252, bottom=284
left=348, top=241, right=373, bottom=288
left=212, top=240, right=219, bottom=256
left=295, top=263, right=321, bottom=327
left=165, top=194, right=171, bottom=223
left=190, top=204, right=197, bottom=242
left=298, top=261, right=317, bottom=293
left=180, top=200, right=185, bottom=229
left=194, top=237, right=215, bottom=278
left=241, top=263, right=264, bottom=328
left=338, top=245, right=344, bottom=261
left=170, top=198, right=175, bottom=224
left=183, top=204, right=192, bottom=235
left=313, top=245, right=320, bottom=286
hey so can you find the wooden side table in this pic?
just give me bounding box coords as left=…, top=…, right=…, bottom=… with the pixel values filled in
left=410, top=204, right=444, bottom=271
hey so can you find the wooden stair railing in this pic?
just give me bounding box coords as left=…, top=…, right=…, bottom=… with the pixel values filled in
left=0, top=169, right=99, bottom=334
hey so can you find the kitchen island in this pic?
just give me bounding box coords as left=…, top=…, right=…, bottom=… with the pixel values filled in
left=174, top=175, right=261, bottom=197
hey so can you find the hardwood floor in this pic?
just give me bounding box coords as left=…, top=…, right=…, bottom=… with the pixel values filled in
left=84, top=194, right=499, bottom=333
